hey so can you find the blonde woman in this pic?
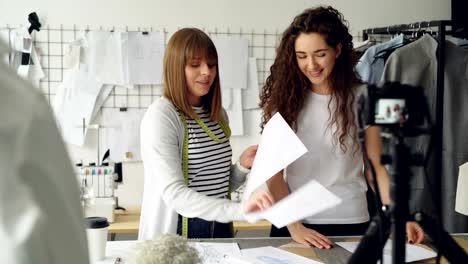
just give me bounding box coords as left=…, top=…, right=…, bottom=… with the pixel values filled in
left=139, top=28, right=273, bottom=240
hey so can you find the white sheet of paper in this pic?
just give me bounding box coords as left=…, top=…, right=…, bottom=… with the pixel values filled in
left=222, top=87, right=232, bottom=109
left=226, top=88, right=244, bottom=136
left=337, top=240, right=436, bottom=263
left=189, top=242, right=242, bottom=264
left=53, top=67, right=103, bottom=146
left=241, top=246, right=322, bottom=264
left=242, top=57, right=260, bottom=109
left=0, top=29, right=10, bottom=64
left=101, top=108, right=146, bottom=161
left=91, top=84, right=113, bottom=120
left=63, top=44, right=81, bottom=69
left=242, top=112, right=307, bottom=199
left=456, top=161, right=468, bottom=214
left=87, top=31, right=126, bottom=85
left=212, top=36, right=249, bottom=89
left=127, top=31, right=164, bottom=84
left=28, top=46, right=45, bottom=88
left=245, top=180, right=342, bottom=228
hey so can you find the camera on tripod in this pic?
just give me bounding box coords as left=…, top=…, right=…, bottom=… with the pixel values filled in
left=366, top=82, right=428, bottom=129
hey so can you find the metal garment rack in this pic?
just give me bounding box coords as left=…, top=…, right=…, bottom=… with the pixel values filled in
left=1, top=24, right=283, bottom=110
left=363, top=20, right=453, bottom=263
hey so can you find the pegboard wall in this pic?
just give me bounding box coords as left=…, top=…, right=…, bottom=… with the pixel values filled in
left=1, top=25, right=286, bottom=111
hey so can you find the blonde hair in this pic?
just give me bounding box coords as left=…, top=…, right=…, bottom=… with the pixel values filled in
left=163, top=28, right=222, bottom=121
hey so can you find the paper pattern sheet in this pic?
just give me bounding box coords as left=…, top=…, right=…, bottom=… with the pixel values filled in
left=337, top=240, right=436, bottom=263
left=189, top=242, right=243, bottom=264
left=100, top=108, right=146, bottom=161
left=242, top=112, right=308, bottom=199
left=53, top=67, right=103, bottom=146
left=87, top=31, right=127, bottom=85
left=212, top=36, right=249, bottom=90
left=242, top=57, right=260, bottom=109
left=226, top=88, right=244, bottom=136
left=127, top=31, right=164, bottom=84
left=245, top=180, right=342, bottom=228
left=241, top=246, right=322, bottom=264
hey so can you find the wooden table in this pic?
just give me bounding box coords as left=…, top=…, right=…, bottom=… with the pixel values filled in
left=108, top=207, right=272, bottom=239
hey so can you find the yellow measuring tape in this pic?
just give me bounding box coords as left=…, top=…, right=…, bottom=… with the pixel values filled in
left=179, top=111, right=231, bottom=238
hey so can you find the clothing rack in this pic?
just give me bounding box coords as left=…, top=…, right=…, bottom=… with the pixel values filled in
left=362, top=20, right=453, bottom=261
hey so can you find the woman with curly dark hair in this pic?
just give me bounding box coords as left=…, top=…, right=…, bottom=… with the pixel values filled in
left=260, top=6, right=424, bottom=249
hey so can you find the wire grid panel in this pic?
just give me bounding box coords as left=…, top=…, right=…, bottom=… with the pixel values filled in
left=1, top=25, right=283, bottom=110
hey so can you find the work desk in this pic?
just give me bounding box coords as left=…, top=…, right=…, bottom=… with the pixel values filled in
left=108, top=207, right=272, bottom=239
left=98, top=235, right=468, bottom=264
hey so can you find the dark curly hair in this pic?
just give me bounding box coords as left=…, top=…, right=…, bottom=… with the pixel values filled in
left=260, top=6, right=361, bottom=153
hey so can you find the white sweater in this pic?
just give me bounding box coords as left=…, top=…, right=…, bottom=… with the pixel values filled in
left=138, top=97, right=248, bottom=240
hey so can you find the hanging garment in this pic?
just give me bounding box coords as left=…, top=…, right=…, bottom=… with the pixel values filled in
left=380, top=34, right=468, bottom=232
left=0, top=42, right=89, bottom=264
left=356, top=35, right=405, bottom=84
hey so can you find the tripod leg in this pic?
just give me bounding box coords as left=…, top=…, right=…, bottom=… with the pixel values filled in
left=348, top=215, right=391, bottom=264
left=414, top=212, right=468, bottom=263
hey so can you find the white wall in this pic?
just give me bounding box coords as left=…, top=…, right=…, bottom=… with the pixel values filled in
left=1, top=0, right=451, bottom=208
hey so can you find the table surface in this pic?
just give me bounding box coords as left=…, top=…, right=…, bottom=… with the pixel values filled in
left=97, top=235, right=468, bottom=264
left=108, top=207, right=272, bottom=234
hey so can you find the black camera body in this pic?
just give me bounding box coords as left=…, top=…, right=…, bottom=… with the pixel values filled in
left=366, top=82, right=428, bottom=129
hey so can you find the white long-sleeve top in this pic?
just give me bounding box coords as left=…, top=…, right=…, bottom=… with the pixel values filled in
left=138, top=97, right=249, bottom=240
left=0, top=50, right=89, bottom=263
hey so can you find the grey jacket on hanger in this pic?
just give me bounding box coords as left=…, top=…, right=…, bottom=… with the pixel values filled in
left=381, top=34, right=468, bottom=232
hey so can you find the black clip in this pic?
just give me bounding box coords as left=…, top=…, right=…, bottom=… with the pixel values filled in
left=142, top=31, right=149, bottom=35
left=27, top=12, right=41, bottom=34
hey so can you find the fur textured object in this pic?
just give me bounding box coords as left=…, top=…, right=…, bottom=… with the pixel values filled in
left=130, top=234, right=201, bottom=264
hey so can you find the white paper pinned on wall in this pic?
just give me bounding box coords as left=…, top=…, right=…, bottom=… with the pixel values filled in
left=226, top=88, right=244, bottom=136
left=53, top=67, right=104, bottom=146
left=242, top=57, right=260, bottom=109
left=127, top=31, right=164, bottom=85
left=101, top=108, right=146, bottom=161
left=87, top=31, right=127, bottom=86
left=212, top=36, right=249, bottom=90
left=0, top=29, right=10, bottom=64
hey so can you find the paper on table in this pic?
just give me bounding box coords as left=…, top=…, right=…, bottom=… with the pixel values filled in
left=242, top=112, right=307, bottom=199
left=189, top=242, right=242, bottom=264
left=226, top=88, right=244, bottom=136
left=242, top=57, right=260, bottom=109
left=245, top=180, right=342, bottom=228
left=241, top=246, right=322, bottom=264
left=212, top=36, right=249, bottom=90
left=336, top=240, right=436, bottom=263
left=127, top=31, right=164, bottom=85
